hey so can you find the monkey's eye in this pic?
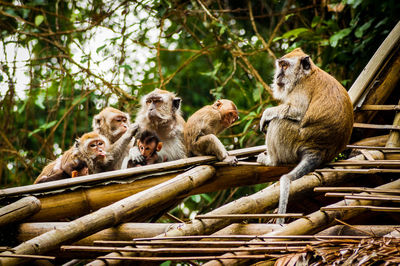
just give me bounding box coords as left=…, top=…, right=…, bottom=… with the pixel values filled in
left=279, top=61, right=289, bottom=70
left=140, top=146, right=144, bottom=150
left=146, top=99, right=152, bottom=104
left=90, top=143, right=96, bottom=148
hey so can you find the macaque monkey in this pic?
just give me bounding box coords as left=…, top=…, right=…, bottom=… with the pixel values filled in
left=184, top=99, right=239, bottom=165
left=92, top=107, right=134, bottom=169
left=34, top=150, right=88, bottom=184
left=124, top=89, right=186, bottom=167
left=257, top=48, right=353, bottom=223
left=34, top=125, right=138, bottom=184
left=123, top=130, right=163, bottom=167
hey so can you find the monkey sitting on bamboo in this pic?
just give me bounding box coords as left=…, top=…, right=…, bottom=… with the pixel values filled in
left=34, top=124, right=138, bottom=184
left=184, top=99, right=239, bottom=165
left=122, top=130, right=164, bottom=168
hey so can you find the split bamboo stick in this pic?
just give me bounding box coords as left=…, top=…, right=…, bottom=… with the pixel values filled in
left=353, top=123, right=400, bottom=131
left=360, top=105, right=400, bottom=111
left=0, top=196, right=41, bottom=227
left=203, top=177, right=400, bottom=266
left=195, top=214, right=305, bottom=219
left=351, top=134, right=388, bottom=147
left=314, top=187, right=400, bottom=194
left=321, top=206, right=400, bottom=212
left=0, top=165, right=215, bottom=266
left=87, top=150, right=384, bottom=266
left=347, top=145, right=400, bottom=150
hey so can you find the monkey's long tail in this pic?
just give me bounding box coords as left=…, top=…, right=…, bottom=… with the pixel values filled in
left=277, top=153, right=322, bottom=224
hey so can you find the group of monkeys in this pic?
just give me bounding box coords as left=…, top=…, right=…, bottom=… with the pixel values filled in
left=34, top=49, right=354, bottom=223
left=34, top=90, right=239, bottom=183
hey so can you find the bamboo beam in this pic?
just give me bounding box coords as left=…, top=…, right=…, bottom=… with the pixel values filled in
left=386, top=100, right=400, bottom=148
left=95, top=255, right=276, bottom=261
left=321, top=206, right=400, bottom=212
left=327, top=160, right=400, bottom=166
left=87, top=151, right=384, bottom=266
left=314, top=187, right=400, bottom=194
left=325, top=193, right=400, bottom=202
left=348, top=20, right=400, bottom=106
left=0, top=146, right=264, bottom=198
left=203, top=178, right=400, bottom=266
left=0, top=166, right=215, bottom=266
left=360, top=105, right=400, bottom=111
left=28, top=163, right=291, bottom=222
left=351, top=134, right=389, bottom=147
left=347, top=145, right=400, bottom=150
left=315, top=168, right=400, bottom=173
left=61, top=245, right=305, bottom=253
left=317, top=225, right=398, bottom=237
left=353, top=123, right=400, bottom=131
left=195, top=214, right=305, bottom=219
left=354, top=53, right=400, bottom=123
left=0, top=196, right=41, bottom=227
left=16, top=223, right=283, bottom=245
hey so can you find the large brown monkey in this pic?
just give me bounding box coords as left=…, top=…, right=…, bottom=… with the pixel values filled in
left=124, top=89, right=186, bottom=166
left=184, top=99, right=239, bottom=165
left=92, top=107, right=134, bottom=169
left=257, top=48, right=353, bottom=223
left=34, top=126, right=138, bottom=184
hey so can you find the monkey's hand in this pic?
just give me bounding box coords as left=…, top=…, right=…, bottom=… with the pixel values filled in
left=259, top=109, right=276, bottom=133
left=128, top=146, right=146, bottom=164
left=257, top=151, right=273, bottom=166
left=223, top=155, right=238, bottom=166
left=127, top=123, right=140, bottom=137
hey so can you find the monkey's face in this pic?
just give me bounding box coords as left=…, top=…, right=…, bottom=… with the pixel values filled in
left=88, top=139, right=107, bottom=160
left=146, top=95, right=165, bottom=120
left=138, top=140, right=162, bottom=159
left=214, top=99, right=239, bottom=128
left=141, top=90, right=182, bottom=123
left=109, top=114, right=129, bottom=138
left=272, top=48, right=313, bottom=100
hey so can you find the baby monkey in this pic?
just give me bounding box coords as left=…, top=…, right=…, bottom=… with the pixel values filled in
left=184, top=99, right=239, bottom=165
left=123, top=130, right=163, bottom=167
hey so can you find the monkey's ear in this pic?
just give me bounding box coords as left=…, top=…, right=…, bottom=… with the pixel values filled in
left=301, top=56, right=311, bottom=71
left=92, top=114, right=102, bottom=130
left=157, top=142, right=163, bottom=152
left=215, top=100, right=222, bottom=109
left=172, top=98, right=181, bottom=110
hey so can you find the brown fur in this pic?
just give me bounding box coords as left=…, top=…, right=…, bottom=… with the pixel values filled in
left=92, top=107, right=134, bottom=169
left=184, top=99, right=239, bottom=165
left=125, top=89, right=186, bottom=166
left=257, top=48, right=353, bottom=222
left=34, top=127, right=137, bottom=184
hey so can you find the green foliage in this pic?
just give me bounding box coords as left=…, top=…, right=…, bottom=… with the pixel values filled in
left=0, top=0, right=399, bottom=214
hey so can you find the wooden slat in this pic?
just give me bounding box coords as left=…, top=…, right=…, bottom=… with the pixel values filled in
left=348, top=21, right=400, bottom=106
left=360, top=105, right=400, bottom=111
left=353, top=123, right=400, bottom=130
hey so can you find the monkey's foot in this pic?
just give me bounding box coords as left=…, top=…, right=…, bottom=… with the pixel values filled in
left=223, top=155, right=238, bottom=166
left=257, top=152, right=272, bottom=166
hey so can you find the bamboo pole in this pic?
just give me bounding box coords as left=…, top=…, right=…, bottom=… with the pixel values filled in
left=0, top=196, right=41, bottom=227
left=353, top=123, right=400, bottom=131
left=317, top=225, right=398, bottom=237
left=354, top=52, right=400, bottom=123
left=348, top=20, right=400, bottom=106
left=351, top=134, right=389, bottom=147
left=195, top=214, right=305, bottom=219
left=87, top=151, right=384, bottom=266
left=0, top=165, right=215, bottom=266
left=16, top=223, right=283, bottom=245
left=28, top=163, right=291, bottom=222
left=0, top=146, right=264, bottom=198
left=385, top=100, right=400, bottom=148
left=203, top=178, right=400, bottom=266
left=321, top=206, right=400, bottom=212
left=314, top=187, right=400, bottom=194
left=360, top=105, right=400, bottom=111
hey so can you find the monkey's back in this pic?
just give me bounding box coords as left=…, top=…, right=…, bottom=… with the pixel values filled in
left=267, top=68, right=353, bottom=164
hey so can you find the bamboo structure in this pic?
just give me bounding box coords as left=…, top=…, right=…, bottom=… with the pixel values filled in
left=0, top=165, right=215, bottom=265
left=0, top=196, right=41, bottom=227
left=203, top=178, right=400, bottom=266
left=86, top=150, right=384, bottom=266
